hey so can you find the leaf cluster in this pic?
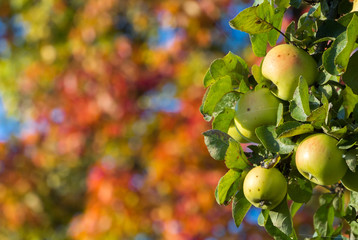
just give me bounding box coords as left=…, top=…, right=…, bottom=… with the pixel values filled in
left=200, top=0, right=358, bottom=238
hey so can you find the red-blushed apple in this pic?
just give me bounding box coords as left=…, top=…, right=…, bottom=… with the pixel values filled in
left=295, top=134, right=347, bottom=185
left=262, top=44, right=318, bottom=101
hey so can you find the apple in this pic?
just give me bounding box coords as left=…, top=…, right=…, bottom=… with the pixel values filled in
left=234, top=88, right=280, bottom=143
left=341, top=170, right=358, bottom=192
left=295, top=134, right=347, bottom=185
left=243, top=166, right=287, bottom=210
left=261, top=44, right=318, bottom=101
left=227, top=121, right=249, bottom=143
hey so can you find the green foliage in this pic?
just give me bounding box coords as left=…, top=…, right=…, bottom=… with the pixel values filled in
left=343, top=51, right=358, bottom=95
left=215, top=169, right=241, bottom=205
left=344, top=149, right=358, bottom=172
left=201, top=0, right=358, bottom=238
left=255, top=125, right=295, bottom=154
left=232, top=190, right=251, bottom=227
left=314, top=194, right=335, bottom=237
left=230, top=0, right=286, bottom=56
left=225, top=139, right=250, bottom=170
left=287, top=177, right=313, bottom=203
left=323, top=15, right=358, bottom=75
left=203, top=130, right=231, bottom=161
left=276, top=121, right=314, bottom=138
left=289, top=77, right=311, bottom=121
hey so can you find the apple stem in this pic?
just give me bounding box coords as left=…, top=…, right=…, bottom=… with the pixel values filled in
left=259, top=200, right=270, bottom=208
left=271, top=25, right=296, bottom=46
left=308, top=173, right=313, bottom=180
left=261, top=155, right=281, bottom=169
left=258, top=18, right=297, bottom=47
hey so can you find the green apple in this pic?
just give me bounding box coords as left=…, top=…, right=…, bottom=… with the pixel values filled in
left=227, top=121, right=249, bottom=143
left=295, top=134, right=347, bottom=185
left=341, top=170, right=358, bottom=192
left=261, top=44, right=318, bottom=101
left=234, top=88, right=280, bottom=143
left=243, top=166, right=287, bottom=210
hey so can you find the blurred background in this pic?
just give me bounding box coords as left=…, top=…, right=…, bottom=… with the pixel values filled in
left=0, top=0, right=317, bottom=239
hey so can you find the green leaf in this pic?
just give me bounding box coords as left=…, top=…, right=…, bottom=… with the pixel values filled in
left=258, top=211, right=265, bottom=227
left=225, top=138, right=250, bottom=170
left=342, top=86, right=358, bottom=119
left=317, top=69, right=336, bottom=85
left=290, top=202, right=303, bottom=217
left=213, top=91, right=241, bottom=118
left=246, top=3, right=285, bottom=56
left=296, top=13, right=316, bottom=40
left=212, top=109, right=236, bottom=132
left=285, top=21, right=296, bottom=42
left=232, top=190, right=251, bottom=227
left=215, top=169, right=241, bottom=205
left=201, top=76, right=233, bottom=117
left=307, top=2, right=321, bottom=18
left=256, top=125, right=296, bottom=154
left=319, top=193, right=335, bottom=206
left=289, top=77, right=311, bottom=121
left=314, top=195, right=335, bottom=237
left=316, top=19, right=346, bottom=39
left=275, top=0, right=290, bottom=8
left=262, top=209, right=292, bottom=240
left=310, top=37, right=336, bottom=47
left=222, top=52, right=250, bottom=86
left=276, top=103, right=284, bottom=127
left=317, top=84, right=334, bottom=101
left=323, top=15, right=358, bottom=76
left=229, top=4, right=273, bottom=35
left=338, top=0, right=354, bottom=15
left=203, top=68, right=215, bottom=87
left=287, top=177, right=313, bottom=203
left=251, top=64, right=264, bottom=83
left=307, top=100, right=329, bottom=128
left=326, top=126, right=347, bottom=139
left=276, top=121, right=314, bottom=138
left=268, top=8, right=286, bottom=46
left=343, top=51, right=358, bottom=95
left=238, top=79, right=250, bottom=93
left=207, top=52, right=249, bottom=87
left=247, top=145, right=268, bottom=166
left=338, top=12, right=358, bottom=27
left=331, top=222, right=344, bottom=237
left=337, top=134, right=358, bottom=149
left=349, top=191, right=358, bottom=209
left=309, top=93, right=321, bottom=111
left=344, top=149, right=358, bottom=172
left=344, top=205, right=356, bottom=223
left=349, top=192, right=358, bottom=236
left=250, top=33, right=269, bottom=57
left=203, top=130, right=230, bottom=160
left=321, top=0, right=340, bottom=19
left=333, top=195, right=344, bottom=218
left=208, top=59, right=226, bottom=81
left=269, top=197, right=294, bottom=236
left=290, top=0, right=301, bottom=8
left=314, top=206, right=335, bottom=237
